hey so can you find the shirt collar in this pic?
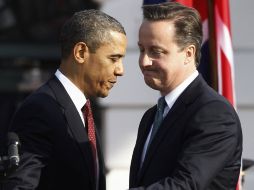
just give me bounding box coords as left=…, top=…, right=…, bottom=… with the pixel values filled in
left=55, top=69, right=87, bottom=111
left=164, top=70, right=198, bottom=109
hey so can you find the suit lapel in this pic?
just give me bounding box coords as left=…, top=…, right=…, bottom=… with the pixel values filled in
left=138, top=101, right=187, bottom=181
left=95, top=127, right=106, bottom=184
left=137, top=75, right=204, bottom=182
left=130, top=107, right=156, bottom=185
left=48, top=76, right=96, bottom=188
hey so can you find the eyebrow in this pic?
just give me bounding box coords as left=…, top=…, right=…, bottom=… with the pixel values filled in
left=109, top=54, right=125, bottom=58
left=137, top=42, right=164, bottom=50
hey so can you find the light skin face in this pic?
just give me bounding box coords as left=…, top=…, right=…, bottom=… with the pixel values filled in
left=138, top=20, right=196, bottom=96
left=73, top=30, right=127, bottom=98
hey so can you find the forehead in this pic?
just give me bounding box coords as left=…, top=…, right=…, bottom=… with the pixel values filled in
left=97, top=31, right=127, bottom=54
left=139, top=20, right=176, bottom=44
left=108, top=31, right=127, bottom=46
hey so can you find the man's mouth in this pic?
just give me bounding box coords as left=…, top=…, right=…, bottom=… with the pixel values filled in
left=109, top=80, right=117, bottom=84
left=143, top=70, right=156, bottom=76
left=108, top=80, right=117, bottom=88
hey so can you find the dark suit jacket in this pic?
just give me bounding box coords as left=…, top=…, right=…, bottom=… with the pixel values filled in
left=5, top=76, right=106, bottom=190
left=129, top=75, right=242, bottom=190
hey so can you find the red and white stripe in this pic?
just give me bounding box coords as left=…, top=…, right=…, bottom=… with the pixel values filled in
left=213, top=0, right=236, bottom=107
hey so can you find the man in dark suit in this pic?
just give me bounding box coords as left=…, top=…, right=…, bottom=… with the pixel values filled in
left=129, top=2, right=242, bottom=190
left=5, top=9, right=127, bottom=190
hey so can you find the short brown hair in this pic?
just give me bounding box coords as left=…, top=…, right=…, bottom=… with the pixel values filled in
left=142, top=2, right=203, bottom=67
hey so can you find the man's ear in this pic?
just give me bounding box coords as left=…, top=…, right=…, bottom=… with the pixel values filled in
left=184, top=44, right=195, bottom=65
left=73, top=42, right=89, bottom=64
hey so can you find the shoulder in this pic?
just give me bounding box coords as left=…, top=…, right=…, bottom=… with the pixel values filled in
left=188, top=75, right=234, bottom=111
left=12, top=84, right=64, bottom=127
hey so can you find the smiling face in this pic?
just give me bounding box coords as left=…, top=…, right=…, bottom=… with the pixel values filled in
left=82, top=31, right=127, bottom=98
left=138, top=20, right=196, bottom=95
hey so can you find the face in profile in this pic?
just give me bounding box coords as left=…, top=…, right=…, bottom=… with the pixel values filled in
left=84, top=31, right=127, bottom=98
left=138, top=20, right=189, bottom=95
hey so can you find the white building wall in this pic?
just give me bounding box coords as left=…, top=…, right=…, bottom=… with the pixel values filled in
left=100, top=0, right=254, bottom=189
left=231, top=0, right=254, bottom=163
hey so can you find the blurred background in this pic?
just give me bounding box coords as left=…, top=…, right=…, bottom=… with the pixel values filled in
left=0, top=0, right=253, bottom=189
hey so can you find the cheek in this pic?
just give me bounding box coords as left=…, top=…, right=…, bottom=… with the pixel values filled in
left=95, top=67, right=114, bottom=87
left=157, top=63, right=173, bottom=81
left=99, top=67, right=113, bottom=79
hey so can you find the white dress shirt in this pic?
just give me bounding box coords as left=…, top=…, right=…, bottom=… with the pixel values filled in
left=55, top=69, right=87, bottom=125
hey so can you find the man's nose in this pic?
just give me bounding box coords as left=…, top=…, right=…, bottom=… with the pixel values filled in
left=139, top=53, right=152, bottom=67
left=115, top=61, right=124, bottom=76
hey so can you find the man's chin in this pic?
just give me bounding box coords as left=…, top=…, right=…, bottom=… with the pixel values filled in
left=145, top=79, right=159, bottom=90
left=98, top=90, right=110, bottom=98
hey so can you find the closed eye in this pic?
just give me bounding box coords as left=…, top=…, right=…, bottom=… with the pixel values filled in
left=151, top=49, right=163, bottom=55
left=149, top=48, right=165, bottom=58
left=109, top=55, right=124, bottom=63
left=110, top=57, right=118, bottom=62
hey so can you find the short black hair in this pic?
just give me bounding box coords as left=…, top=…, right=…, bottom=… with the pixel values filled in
left=60, top=9, right=126, bottom=59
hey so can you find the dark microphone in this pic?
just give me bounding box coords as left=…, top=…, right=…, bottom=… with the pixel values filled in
left=7, top=132, right=20, bottom=168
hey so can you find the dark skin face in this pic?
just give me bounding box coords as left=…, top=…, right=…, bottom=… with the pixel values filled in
left=61, top=31, right=127, bottom=98
left=83, top=31, right=127, bottom=98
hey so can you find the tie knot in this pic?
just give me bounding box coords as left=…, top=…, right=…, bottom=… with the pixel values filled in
left=157, top=97, right=166, bottom=111
left=82, top=99, right=91, bottom=114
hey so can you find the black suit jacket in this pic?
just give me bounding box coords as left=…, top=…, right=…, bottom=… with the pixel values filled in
left=130, top=75, right=242, bottom=190
left=5, top=76, right=106, bottom=190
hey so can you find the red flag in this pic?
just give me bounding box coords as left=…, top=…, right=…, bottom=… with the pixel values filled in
left=175, top=0, right=193, bottom=7
left=212, top=0, right=236, bottom=107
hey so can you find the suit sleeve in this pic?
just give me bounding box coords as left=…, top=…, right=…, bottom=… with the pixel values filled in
left=130, top=100, right=242, bottom=190
left=4, top=94, right=62, bottom=190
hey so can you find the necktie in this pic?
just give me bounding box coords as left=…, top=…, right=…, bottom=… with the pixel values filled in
left=148, top=96, right=166, bottom=146
left=140, top=96, right=166, bottom=169
left=82, top=100, right=98, bottom=180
